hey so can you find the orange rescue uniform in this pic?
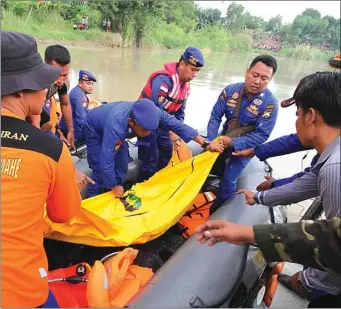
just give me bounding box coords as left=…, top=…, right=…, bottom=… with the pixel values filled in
left=1, top=110, right=81, bottom=308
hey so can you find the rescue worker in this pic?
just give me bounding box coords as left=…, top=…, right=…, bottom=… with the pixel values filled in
left=196, top=217, right=341, bottom=307
left=29, top=45, right=75, bottom=148
left=237, top=72, right=341, bottom=304
left=1, top=31, right=81, bottom=308
left=234, top=73, right=323, bottom=190
left=138, top=46, right=204, bottom=181
left=207, top=54, right=279, bottom=210
left=84, top=98, right=224, bottom=198
left=59, top=70, right=97, bottom=145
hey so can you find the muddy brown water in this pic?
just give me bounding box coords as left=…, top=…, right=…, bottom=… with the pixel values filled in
left=39, top=45, right=331, bottom=179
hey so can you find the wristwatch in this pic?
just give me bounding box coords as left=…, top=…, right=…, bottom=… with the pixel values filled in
left=201, top=138, right=211, bottom=149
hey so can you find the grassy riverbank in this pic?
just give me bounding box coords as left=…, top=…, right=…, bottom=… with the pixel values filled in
left=2, top=9, right=333, bottom=60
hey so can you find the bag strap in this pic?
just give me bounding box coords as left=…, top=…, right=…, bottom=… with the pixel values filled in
left=226, top=87, right=244, bottom=134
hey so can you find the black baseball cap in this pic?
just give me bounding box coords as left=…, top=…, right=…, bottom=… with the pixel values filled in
left=1, top=31, right=61, bottom=96
left=281, top=73, right=319, bottom=108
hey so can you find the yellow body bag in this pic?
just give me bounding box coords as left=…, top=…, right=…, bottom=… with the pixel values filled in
left=44, top=143, right=218, bottom=247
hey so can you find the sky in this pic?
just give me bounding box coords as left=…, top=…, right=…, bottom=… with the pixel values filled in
left=196, top=1, right=341, bottom=24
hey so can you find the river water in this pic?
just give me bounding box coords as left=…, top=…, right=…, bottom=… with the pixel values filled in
left=40, top=45, right=331, bottom=179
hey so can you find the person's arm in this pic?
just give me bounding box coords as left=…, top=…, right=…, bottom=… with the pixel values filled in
left=254, top=218, right=341, bottom=275
left=150, top=75, right=173, bottom=110
left=46, top=144, right=81, bottom=223
left=100, top=126, right=125, bottom=191
left=271, top=171, right=305, bottom=188
left=207, top=88, right=227, bottom=140
left=70, top=93, right=88, bottom=142
left=254, top=133, right=311, bottom=161
left=58, top=85, right=74, bottom=144
left=253, top=170, right=319, bottom=206
left=196, top=218, right=341, bottom=276
left=231, top=100, right=279, bottom=151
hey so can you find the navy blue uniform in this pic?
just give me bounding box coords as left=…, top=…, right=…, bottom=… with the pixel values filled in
left=59, top=85, right=89, bottom=144
left=207, top=82, right=278, bottom=203
left=254, top=133, right=319, bottom=188
left=84, top=101, right=198, bottom=197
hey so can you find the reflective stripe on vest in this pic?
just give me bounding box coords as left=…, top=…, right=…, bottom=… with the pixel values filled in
left=139, top=62, right=190, bottom=114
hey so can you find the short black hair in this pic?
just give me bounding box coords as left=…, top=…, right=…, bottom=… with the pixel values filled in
left=249, top=54, right=278, bottom=75
left=45, top=45, right=71, bottom=66
left=295, top=72, right=341, bottom=128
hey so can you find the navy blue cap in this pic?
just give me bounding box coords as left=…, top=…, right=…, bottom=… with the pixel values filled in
left=79, top=70, right=97, bottom=82
left=131, top=99, right=160, bottom=131
left=182, top=47, right=204, bottom=67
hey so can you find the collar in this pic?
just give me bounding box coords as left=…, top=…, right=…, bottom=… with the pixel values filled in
left=1, top=109, right=23, bottom=119
left=313, top=135, right=340, bottom=169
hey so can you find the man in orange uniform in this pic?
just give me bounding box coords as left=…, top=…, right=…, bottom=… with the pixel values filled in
left=1, top=31, right=82, bottom=308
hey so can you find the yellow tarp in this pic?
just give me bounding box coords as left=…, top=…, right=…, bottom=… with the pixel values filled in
left=44, top=145, right=219, bottom=247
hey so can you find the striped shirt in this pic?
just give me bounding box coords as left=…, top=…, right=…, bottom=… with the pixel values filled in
left=254, top=135, right=341, bottom=295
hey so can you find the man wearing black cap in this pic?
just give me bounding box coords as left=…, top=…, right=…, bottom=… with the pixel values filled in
left=1, top=31, right=81, bottom=308
left=59, top=69, right=97, bottom=145
left=138, top=46, right=204, bottom=181
left=237, top=71, right=341, bottom=304
left=84, top=98, right=224, bottom=198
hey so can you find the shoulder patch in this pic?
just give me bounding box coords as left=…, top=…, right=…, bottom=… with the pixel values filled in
left=114, top=139, right=122, bottom=151
left=232, top=92, right=239, bottom=100
left=262, top=109, right=273, bottom=120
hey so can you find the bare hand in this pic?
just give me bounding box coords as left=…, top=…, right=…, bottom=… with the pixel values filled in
left=256, top=176, right=274, bottom=191
left=207, top=141, right=225, bottom=153
left=196, top=220, right=255, bottom=246
left=75, top=170, right=95, bottom=191
left=236, top=189, right=256, bottom=205
left=112, top=185, right=124, bottom=197
left=232, top=147, right=255, bottom=158
left=218, top=136, right=232, bottom=148
left=58, top=130, right=71, bottom=148
left=173, top=139, right=181, bottom=151
left=67, top=131, right=75, bottom=149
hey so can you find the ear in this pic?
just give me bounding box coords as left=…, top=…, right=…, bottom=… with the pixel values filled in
left=245, top=68, right=249, bottom=76
left=306, top=108, right=317, bottom=125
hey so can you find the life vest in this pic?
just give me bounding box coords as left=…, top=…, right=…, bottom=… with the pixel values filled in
left=178, top=191, right=216, bottom=238
left=86, top=248, right=154, bottom=308
left=48, top=262, right=91, bottom=308
left=139, top=62, right=190, bottom=115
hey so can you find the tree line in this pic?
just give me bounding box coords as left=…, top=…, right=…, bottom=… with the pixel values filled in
left=2, top=0, right=340, bottom=51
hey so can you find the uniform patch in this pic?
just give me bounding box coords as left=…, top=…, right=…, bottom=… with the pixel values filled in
left=114, top=139, right=122, bottom=151
left=157, top=90, right=166, bottom=103
left=232, top=92, right=239, bottom=100
left=266, top=104, right=275, bottom=109
left=227, top=99, right=237, bottom=107
left=220, top=90, right=227, bottom=100
left=246, top=104, right=259, bottom=116
left=253, top=98, right=263, bottom=106
left=262, top=109, right=273, bottom=119
left=82, top=97, right=88, bottom=107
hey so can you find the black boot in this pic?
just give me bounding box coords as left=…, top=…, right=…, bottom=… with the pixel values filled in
left=278, top=272, right=310, bottom=299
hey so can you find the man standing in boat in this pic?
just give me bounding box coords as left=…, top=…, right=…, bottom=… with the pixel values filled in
left=59, top=70, right=97, bottom=146
left=28, top=45, right=75, bottom=148
left=137, top=47, right=204, bottom=182
left=207, top=55, right=279, bottom=212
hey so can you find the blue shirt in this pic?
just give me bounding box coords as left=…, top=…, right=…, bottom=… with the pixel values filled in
left=207, top=82, right=278, bottom=150
left=86, top=101, right=198, bottom=189
left=59, top=85, right=89, bottom=143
